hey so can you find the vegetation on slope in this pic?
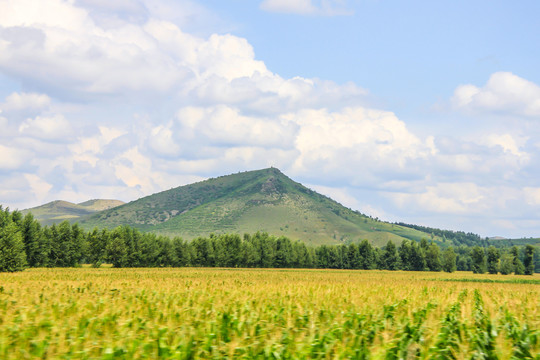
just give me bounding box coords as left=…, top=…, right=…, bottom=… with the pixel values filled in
left=80, top=168, right=436, bottom=246
left=22, top=199, right=124, bottom=226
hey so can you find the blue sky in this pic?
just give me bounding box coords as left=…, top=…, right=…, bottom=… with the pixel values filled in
left=1, top=0, right=540, bottom=238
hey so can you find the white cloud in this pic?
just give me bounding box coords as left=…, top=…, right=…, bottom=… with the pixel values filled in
left=113, top=146, right=153, bottom=189
left=0, top=0, right=185, bottom=95
left=291, top=107, right=431, bottom=179
left=24, top=173, right=54, bottom=204
left=390, top=183, right=490, bottom=215
left=260, top=0, right=353, bottom=16
left=0, top=0, right=366, bottom=112
left=19, top=114, right=74, bottom=141
left=0, top=92, right=50, bottom=112
left=176, top=105, right=298, bottom=148
left=1, top=0, right=540, bottom=239
left=452, top=72, right=540, bottom=117
left=148, top=124, right=181, bottom=157
left=0, top=0, right=278, bottom=98
left=0, top=144, right=32, bottom=170
left=75, top=0, right=147, bottom=16
left=483, top=133, right=528, bottom=158
left=260, top=0, right=317, bottom=14
left=307, top=183, right=360, bottom=209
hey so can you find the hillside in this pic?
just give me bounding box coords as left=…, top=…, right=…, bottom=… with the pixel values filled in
left=79, top=168, right=436, bottom=246
left=22, top=199, right=124, bottom=226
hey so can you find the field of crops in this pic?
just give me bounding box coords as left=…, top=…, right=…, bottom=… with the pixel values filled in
left=0, top=268, right=538, bottom=359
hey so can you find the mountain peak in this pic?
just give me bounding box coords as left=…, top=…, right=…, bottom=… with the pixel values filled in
left=26, top=168, right=438, bottom=247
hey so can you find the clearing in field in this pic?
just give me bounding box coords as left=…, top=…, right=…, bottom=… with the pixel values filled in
left=0, top=268, right=538, bottom=359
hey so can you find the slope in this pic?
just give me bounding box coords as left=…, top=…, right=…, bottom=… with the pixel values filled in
left=80, top=168, right=436, bottom=246
left=22, top=199, right=124, bottom=226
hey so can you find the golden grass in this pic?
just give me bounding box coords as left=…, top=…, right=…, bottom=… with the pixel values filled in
left=0, top=268, right=538, bottom=359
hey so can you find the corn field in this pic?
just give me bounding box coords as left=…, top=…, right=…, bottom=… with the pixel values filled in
left=0, top=268, right=538, bottom=359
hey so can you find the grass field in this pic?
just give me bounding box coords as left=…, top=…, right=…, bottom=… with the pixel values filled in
left=0, top=268, right=538, bottom=359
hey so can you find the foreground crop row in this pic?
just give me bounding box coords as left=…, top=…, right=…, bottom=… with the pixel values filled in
left=0, top=268, right=538, bottom=359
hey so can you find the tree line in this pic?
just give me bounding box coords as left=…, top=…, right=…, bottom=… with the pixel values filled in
left=0, top=206, right=537, bottom=274
left=395, top=222, right=488, bottom=247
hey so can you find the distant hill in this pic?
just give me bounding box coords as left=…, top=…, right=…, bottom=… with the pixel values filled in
left=22, top=199, right=124, bottom=226
left=488, top=237, right=540, bottom=248
left=74, top=168, right=438, bottom=246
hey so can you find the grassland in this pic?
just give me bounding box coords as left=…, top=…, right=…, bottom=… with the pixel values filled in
left=0, top=268, right=538, bottom=359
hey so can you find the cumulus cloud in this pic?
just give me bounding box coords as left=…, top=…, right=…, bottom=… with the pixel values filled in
left=388, top=182, right=540, bottom=223
left=390, top=182, right=489, bottom=215
left=0, top=0, right=277, bottom=99
left=260, top=0, right=353, bottom=16
left=176, top=106, right=298, bottom=148
left=1, top=0, right=540, bottom=238
left=291, top=107, right=433, bottom=182
left=452, top=72, right=540, bottom=117
left=19, top=114, right=74, bottom=141
left=0, top=144, right=32, bottom=171
left=75, top=0, right=147, bottom=19
left=0, top=0, right=366, bottom=110
left=0, top=0, right=185, bottom=95
left=0, top=92, right=50, bottom=113
left=307, top=184, right=361, bottom=209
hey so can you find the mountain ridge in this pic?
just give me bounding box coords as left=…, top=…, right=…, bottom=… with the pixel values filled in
left=21, top=199, right=125, bottom=226
left=75, top=168, right=435, bottom=246
left=23, top=168, right=440, bottom=246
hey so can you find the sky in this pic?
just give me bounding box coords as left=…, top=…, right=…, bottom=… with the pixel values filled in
left=1, top=0, right=540, bottom=238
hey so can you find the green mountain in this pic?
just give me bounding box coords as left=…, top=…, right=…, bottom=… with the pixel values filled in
left=78, top=168, right=437, bottom=246
left=22, top=199, right=125, bottom=226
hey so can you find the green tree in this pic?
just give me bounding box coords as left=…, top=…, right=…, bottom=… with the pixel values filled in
left=511, top=246, right=525, bottom=275
left=222, top=234, right=242, bottom=267
left=255, top=232, right=276, bottom=268
left=524, top=245, right=535, bottom=275
left=383, top=240, right=399, bottom=270
left=315, top=245, right=330, bottom=268
left=0, top=209, right=27, bottom=272
left=87, top=228, right=110, bottom=267
left=486, top=246, right=500, bottom=274
left=120, top=226, right=143, bottom=267
left=358, top=239, right=375, bottom=269
left=191, top=237, right=215, bottom=267
left=470, top=246, right=486, bottom=274
left=172, top=237, right=192, bottom=267
left=327, top=246, right=343, bottom=269
left=347, top=243, right=361, bottom=269
left=46, top=221, right=84, bottom=267
left=398, top=240, right=412, bottom=271
left=409, top=242, right=426, bottom=271
left=70, top=223, right=86, bottom=265
left=158, top=237, right=177, bottom=267
left=441, top=247, right=457, bottom=273
left=241, top=240, right=259, bottom=268
left=139, top=233, right=162, bottom=267
left=20, top=213, right=48, bottom=267
left=275, top=236, right=294, bottom=268
left=106, top=232, right=128, bottom=268
left=499, top=253, right=514, bottom=275
left=425, top=243, right=442, bottom=271
left=293, top=241, right=313, bottom=268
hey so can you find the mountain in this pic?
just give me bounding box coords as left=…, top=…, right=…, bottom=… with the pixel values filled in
left=77, top=168, right=436, bottom=246
left=22, top=199, right=125, bottom=226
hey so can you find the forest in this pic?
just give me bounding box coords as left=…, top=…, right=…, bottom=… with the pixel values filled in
left=0, top=206, right=538, bottom=274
